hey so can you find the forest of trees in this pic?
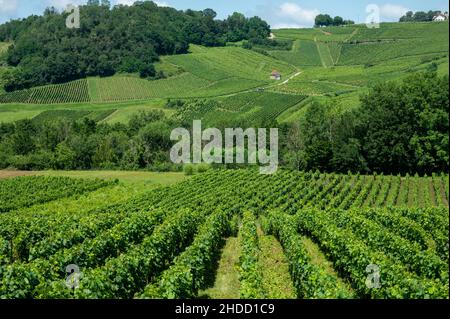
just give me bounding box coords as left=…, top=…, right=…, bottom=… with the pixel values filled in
left=0, top=1, right=270, bottom=92
left=0, top=71, right=447, bottom=175
left=282, top=72, right=449, bottom=175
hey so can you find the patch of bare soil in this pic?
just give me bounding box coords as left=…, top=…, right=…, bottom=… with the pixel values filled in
left=0, top=170, right=35, bottom=179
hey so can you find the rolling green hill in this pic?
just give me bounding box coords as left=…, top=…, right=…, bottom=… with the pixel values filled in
left=0, top=45, right=293, bottom=104
left=0, top=22, right=448, bottom=124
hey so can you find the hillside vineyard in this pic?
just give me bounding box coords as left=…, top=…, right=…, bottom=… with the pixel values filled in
left=0, top=171, right=448, bottom=299
left=0, top=1, right=449, bottom=304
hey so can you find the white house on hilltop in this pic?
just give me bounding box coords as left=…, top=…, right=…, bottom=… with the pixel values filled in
left=433, top=13, right=448, bottom=21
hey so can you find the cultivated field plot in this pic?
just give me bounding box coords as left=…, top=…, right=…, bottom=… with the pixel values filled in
left=0, top=176, right=114, bottom=213
left=269, top=40, right=322, bottom=67
left=166, top=45, right=296, bottom=81
left=175, top=92, right=307, bottom=126
left=0, top=170, right=448, bottom=299
left=273, top=22, right=449, bottom=69
left=339, top=39, right=448, bottom=66
left=0, top=80, right=90, bottom=104
left=0, top=99, right=170, bottom=124
left=31, top=109, right=117, bottom=124
left=90, top=74, right=211, bottom=102
left=351, top=22, right=449, bottom=41
left=272, top=80, right=357, bottom=96
left=339, top=23, right=448, bottom=66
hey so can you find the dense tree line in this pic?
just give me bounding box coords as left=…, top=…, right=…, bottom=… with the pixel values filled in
left=314, top=14, right=355, bottom=27
left=399, top=10, right=448, bottom=22
left=282, top=72, right=449, bottom=175
left=0, top=1, right=270, bottom=92
left=0, top=110, right=180, bottom=170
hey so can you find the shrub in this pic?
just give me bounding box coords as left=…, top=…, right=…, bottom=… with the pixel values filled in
left=183, top=164, right=195, bottom=175
left=197, top=163, right=210, bottom=173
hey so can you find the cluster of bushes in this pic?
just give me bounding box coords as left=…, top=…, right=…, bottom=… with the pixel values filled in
left=314, top=14, right=355, bottom=27
left=183, top=164, right=211, bottom=176
left=165, top=99, right=186, bottom=109
left=0, top=110, right=180, bottom=171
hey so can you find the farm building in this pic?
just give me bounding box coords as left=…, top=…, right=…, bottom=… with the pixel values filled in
left=270, top=70, right=282, bottom=80
left=433, top=13, right=448, bottom=21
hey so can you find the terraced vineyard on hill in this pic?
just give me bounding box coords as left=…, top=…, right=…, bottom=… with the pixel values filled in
left=0, top=170, right=448, bottom=299
left=0, top=3, right=448, bottom=306
left=0, top=45, right=293, bottom=105
left=0, top=22, right=448, bottom=126
left=0, top=80, right=90, bottom=104
left=175, top=92, right=307, bottom=126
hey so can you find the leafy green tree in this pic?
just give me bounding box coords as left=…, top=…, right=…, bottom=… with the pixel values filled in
left=315, top=14, right=333, bottom=27
left=92, top=132, right=128, bottom=168
left=400, top=10, right=441, bottom=22
left=333, top=16, right=344, bottom=26
left=282, top=122, right=307, bottom=170
left=128, top=110, right=165, bottom=135
left=413, top=11, right=429, bottom=22
left=400, top=11, right=414, bottom=22
left=136, top=121, right=172, bottom=166
left=139, top=63, right=156, bottom=79
left=357, top=72, right=449, bottom=174
left=55, top=142, right=77, bottom=169
left=225, top=12, right=248, bottom=42
left=299, top=102, right=333, bottom=171
left=12, top=120, right=36, bottom=155
left=101, top=0, right=111, bottom=7
left=202, top=8, right=217, bottom=19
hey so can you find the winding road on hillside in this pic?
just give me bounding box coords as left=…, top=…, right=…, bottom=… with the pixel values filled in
left=279, top=71, right=303, bottom=85
left=218, top=69, right=303, bottom=99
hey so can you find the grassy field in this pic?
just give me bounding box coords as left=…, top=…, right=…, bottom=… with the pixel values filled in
left=0, top=169, right=187, bottom=186
left=0, top=99, right=173, bottom=124
left=0, top=22, right=448, bottom=124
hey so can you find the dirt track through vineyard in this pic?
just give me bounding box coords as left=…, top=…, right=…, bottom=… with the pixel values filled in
left=201, top=236, right=241, bottom=299
left=258, top=226, right=296, bottom=299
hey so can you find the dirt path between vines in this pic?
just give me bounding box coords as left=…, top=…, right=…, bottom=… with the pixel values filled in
left=0, top=170, right=36, bottom=179
left=257, top=226, right=296, bottom=299
left=200, top=237, right=241, bottom=299
left=301, top=236, right=353, bottom=294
